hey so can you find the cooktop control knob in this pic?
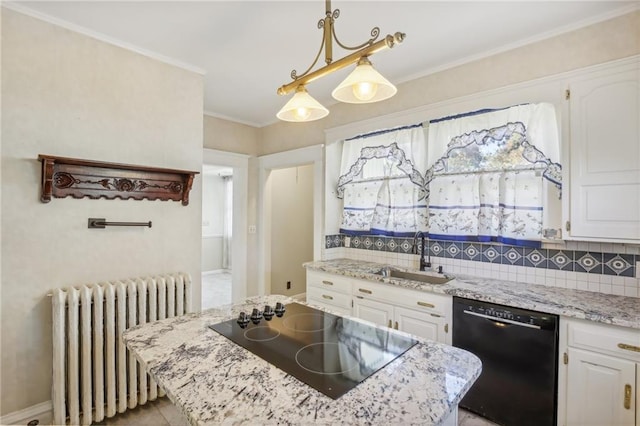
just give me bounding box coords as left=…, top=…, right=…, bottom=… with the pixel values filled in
left=250, top=308, right=262, bottom=324
left=274, top=302, right=286, bottom=316
left=263, top=305, right=274, bottom=320
left=237, top=312, right=250, bottom=328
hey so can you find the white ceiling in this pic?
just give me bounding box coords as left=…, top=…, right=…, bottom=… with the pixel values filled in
left=8, top=1, right=637, bottom=127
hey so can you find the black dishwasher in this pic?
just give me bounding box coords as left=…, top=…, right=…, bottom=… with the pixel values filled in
left=453, top=297, right=559, bottom=426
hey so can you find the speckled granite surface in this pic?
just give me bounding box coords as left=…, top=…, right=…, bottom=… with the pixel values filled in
left=304, top=259, right=640, bottom=329
left=124, top=295, right=482, bottom=426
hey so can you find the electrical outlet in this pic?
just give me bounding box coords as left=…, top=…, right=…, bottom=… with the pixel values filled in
left=344, top=236, right=351, bottom=248
left=248, top=225, right=256, bottom=234
left=286, top=281, right=291, bottom=290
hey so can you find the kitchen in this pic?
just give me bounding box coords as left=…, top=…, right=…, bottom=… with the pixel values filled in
left=1, top=2, right=639, bottom=426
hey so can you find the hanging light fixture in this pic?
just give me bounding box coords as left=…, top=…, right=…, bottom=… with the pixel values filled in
left=332, top=56, right=397, bottom=103
left=276, top=85, right=329, bottom=122
left=276, top=0, right=405, bottom=122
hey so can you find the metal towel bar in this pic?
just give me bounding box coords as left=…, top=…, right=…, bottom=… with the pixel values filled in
left=88, top=218, right=152, bottom=229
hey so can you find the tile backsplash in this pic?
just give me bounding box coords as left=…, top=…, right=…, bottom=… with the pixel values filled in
left=324, top=234, right=640, bottom=298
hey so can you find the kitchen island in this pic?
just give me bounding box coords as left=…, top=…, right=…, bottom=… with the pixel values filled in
left=123, top=295, right=481, bottom=425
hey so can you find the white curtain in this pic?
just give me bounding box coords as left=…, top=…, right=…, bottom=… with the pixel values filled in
left=424, top=103, right=558, bottom=246
left=222, top=176, right=233, bottom=270
left=428, top=170, right=543, bottom=245
left=337, top=124, right=428, bottom=236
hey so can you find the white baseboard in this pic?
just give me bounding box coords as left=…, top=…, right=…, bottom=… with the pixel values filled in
left=202, top=269, right=231, bottom=276
left=1, top=400, right=52, bottom=426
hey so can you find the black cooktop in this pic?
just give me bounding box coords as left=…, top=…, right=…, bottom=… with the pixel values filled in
left=209, top=302, right=418, bottom=399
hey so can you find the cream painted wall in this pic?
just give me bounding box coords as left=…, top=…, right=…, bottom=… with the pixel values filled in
left=203, top=114, right=260, bottom=156
left=1, top=8, right=203, bottom=416
left=259, top=11, right=640, bottom=155
left=270, top=165, right=314, bottom=296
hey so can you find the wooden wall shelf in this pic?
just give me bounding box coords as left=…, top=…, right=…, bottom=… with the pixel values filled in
left=38, top=155, right=199, bottom=206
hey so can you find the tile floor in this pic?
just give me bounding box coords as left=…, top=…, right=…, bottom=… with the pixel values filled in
left=93, top=397, right=187, bottom=426
left=201, top=270, right=232, bottom=310
left=94, top=397, right=496, bottom=426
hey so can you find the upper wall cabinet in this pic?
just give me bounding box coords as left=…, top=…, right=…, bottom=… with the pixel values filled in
left=567, top=60, right=640, bottom=242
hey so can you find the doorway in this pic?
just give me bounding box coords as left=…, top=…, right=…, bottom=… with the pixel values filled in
left=258, top=145, right=324, bottom=296
left=202, top=148, right=249, bottom=310
left=201, top=165, right=233, bottom=309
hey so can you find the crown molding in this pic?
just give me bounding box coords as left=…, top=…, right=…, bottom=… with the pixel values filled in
left=398, top=4, right=640, bottom=86
left=2, top=2, right=206, bottom=75
left=203, top=110, right=261, bottom=128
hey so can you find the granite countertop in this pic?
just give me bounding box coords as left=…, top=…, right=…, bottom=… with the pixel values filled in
left=304, top=259, right=640, bottom=330
left=124, top=295, right=482, bottom=426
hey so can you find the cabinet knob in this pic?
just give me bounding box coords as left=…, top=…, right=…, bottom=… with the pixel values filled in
left=388, top=319, right=392, bottom=328
left=358, top=288, right=372, bottom=294
left=624, top=384, right=632, bottom=410
left=417, top=301, right=435, bottom=308
left=322, top=280, right=333, bottom=286
left=394, top=321, right=399, bottom=330
left=322, top=294, right=333, bottom=300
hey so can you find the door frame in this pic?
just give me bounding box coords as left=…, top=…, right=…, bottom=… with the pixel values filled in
left=258, top=145, right=324, bottom=296
left=203, top=148, right=249, bottom=303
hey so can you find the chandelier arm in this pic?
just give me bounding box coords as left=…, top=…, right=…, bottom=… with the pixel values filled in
left=291, top=29, right=327, bottom=81
left=277, top=33, right=403, bottom=96
left=332, top=26, right=380, bottom=51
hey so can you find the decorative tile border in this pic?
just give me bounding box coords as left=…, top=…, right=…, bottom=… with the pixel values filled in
left=325, top=234, right=637, bottom=278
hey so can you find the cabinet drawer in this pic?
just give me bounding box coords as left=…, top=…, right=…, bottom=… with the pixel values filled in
left=352, top=278, right=450, bottom=315
left=306, top=270, right=351, bottom=295
left=307, top=286, right=352, bottom=309
left=567, top=318, right=640, bottom=363
left=306, top=298, right=352, bottom=317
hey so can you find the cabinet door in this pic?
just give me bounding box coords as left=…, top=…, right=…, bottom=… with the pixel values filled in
left=568, top=66, right=640, bottom=241
left=566, top=348, right=636, bottom=426
left=352, top=297, right=394, bottom=328
left=395, top=306, right=448, bottom=344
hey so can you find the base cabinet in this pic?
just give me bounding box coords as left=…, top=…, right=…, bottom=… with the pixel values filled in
left=560, top=318, right=640, bottom=426
left=395, top=306, right=448, bottom=343
left=565, top=348, right=636, bottom=426
left=352, top=279, right=452, bottom=345
left=306, top=270, right=353, bottom=316
left=306, top=270, right=452, bottom=345
left=352, top=297, right=394, bottom=328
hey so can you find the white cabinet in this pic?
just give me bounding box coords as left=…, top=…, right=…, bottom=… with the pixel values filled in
left=395, top=306, right=448, bottom=343
left=306, top=270, right=352, bottom=316
left=559, top=318, right=640, bottom=426
left=305, top=269, right=453, bottom=344
left=567, top=60, right=640, bottom=242
left=352, top=297, right=394, bottom=328
left=565, top=348, right=636, bottom=426
left=352, top=278, right=452, bottom=345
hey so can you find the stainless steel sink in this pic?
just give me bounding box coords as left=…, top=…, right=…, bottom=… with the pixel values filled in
left=375, top=268, right=453, bottom=285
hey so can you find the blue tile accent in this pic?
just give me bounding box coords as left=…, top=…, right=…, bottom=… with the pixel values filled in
left=326, top=234, right=637, bottom=278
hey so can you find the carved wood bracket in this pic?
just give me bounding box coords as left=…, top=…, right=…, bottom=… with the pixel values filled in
left=38, top=155, right=199, bottom=206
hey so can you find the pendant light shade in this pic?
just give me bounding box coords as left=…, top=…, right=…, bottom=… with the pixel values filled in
left=332, top=57, right=397, bottom=104
left=276, top=85, right=329, bottom=122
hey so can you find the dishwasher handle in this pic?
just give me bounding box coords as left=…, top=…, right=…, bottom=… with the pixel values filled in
left=463, top=310, right=542, bottom=330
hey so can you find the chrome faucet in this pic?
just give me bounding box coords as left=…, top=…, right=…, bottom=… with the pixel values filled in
left=412, top=231, right=432, bottom=271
